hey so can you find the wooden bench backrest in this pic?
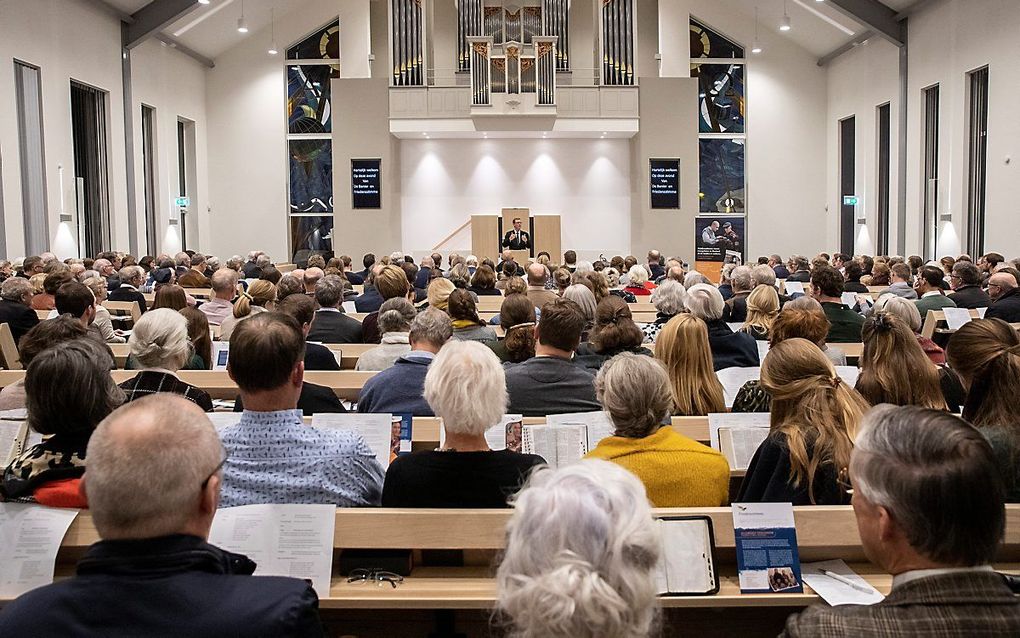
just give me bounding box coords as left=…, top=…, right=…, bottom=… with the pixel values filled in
left=920, top=308, right=982, bottom=340
left=102, top=300, right=141, bottom=326
left=0, top=323, right=21, bottom=370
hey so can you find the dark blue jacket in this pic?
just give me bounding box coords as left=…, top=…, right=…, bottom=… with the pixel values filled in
left=706, top=319, right=760, bottom=371
left=357, top=353, right=434, bottom=415
left=0, top=534, right=323, bottom=637
left=354, top=287, right=384, bottom=313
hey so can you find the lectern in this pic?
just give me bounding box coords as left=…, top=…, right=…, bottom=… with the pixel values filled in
left=470, top=210, right=561, bottom=262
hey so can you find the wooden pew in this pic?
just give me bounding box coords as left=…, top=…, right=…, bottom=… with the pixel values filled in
left=37, top=506, right=1020, bottom=612
left=183, top=288, right=212, bottom=300
left=0, top=323, right=21, bottom=370
left=0, top=370, right=376, bottom=402
left=102, top=301, right=141, bottom=328
left=920, top=308, right=984, bottom=340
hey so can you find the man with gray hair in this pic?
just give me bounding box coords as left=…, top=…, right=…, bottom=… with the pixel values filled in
left=307, top=275, right=363, bottom=344
left=199, top=268, right=239, bottom=325
left=173, top=251, right=191, bottom=278
left=107, top=265, right=148, bottom=314
left=782, top=405, right=1020, bottom=636
left=178, top=253, right=210, bottom=288
left=985, top=272, right=1020, bottom=323
left=722, top=265, right=753, bottom=322
left=0, top=395, right=324, bottom=635
left=0, top=277, right=39, bottom=344
left=525, top=261, right=557, bottom=309
left=358, top=308, right=452, bottom=415
left=947, top=261, right=991, bottom=309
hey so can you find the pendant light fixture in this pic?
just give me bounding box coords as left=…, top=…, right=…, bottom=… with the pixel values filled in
left=780, top=0, right=792, bottom=31
left=237, top=0, right=249, bottom=33
left=752, top=7, right=763, bottom=53
left=268, top=8, right=278, bottom=55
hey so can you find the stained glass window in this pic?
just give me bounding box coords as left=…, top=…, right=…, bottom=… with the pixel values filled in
left=699, top=139, right=745, bottom=214
left=287, top=20, right=340, bottom=60
left=690, top=18, right=744, bottom=59
left=290, top=139, right=333, bottom=213
left=288, top=65, right=338, bottom=134
left=691, top=63, right=745, bottom=134
left=290, top=216, right=335, bottom=254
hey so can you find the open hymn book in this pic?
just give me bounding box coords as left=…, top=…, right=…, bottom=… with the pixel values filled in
left=654, top=517, right=719, bottom=596
left=718, top=427, right=770, bottom=471
left=520, top=411, right=616, bottom=469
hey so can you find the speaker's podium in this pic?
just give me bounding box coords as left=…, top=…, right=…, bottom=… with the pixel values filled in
left=470, top=208, right=561, bottom=263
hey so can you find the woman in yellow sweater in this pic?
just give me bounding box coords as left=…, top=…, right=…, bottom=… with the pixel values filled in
left=585, top=352, right=730, bottom=507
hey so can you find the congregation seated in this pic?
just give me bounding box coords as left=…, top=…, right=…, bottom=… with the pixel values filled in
left=221, top=313, right=382, bottom=507
left=622, top=264, right=653, bottom=297
left=1, top=317, right=101, bottom=410
left=986, top=272, right=1020, bottom=322
left=811, top=265, right=864, bottom=342
left=53, top=281, right=108, bottom=345
left=487, top=293, right=536, bottom=364
left=640, top=279, right=686, bottom=343
left=586, top=353, right=729, bottom=507
left=448, top=289, right=497, bottom=343
left=0, top=395, right=325, bottom=636
left=119, top=309, right=214, bottom=412
left=31, top=270, right=72, bottom=311
left=786, top=255, right=811, bottom=282
left=424, top=276, right=455, bottom=313
left=495, top=460, right=660, bottom=638
left=198, top=267, right=240, bottom=326
left=686, top=283, right=759, bottom=371
left=740, top=284, right=780, bottom=341
left=0, top=277, right=40, bottom=344
left=181, top=306, right=214, bottom=370
left=107, top=265, right=148, bottom=314
left=355, top=298, right=415, bottom=371
left=655, top=314, right=726, bottom=416
left=946, top=318, right=1020, bottom=501
left=275, top=294, right=340, bottom=371
left=219, top=279, right=276, bottom=341
left=738, top=338, right=870, bottom=505
left=856, top=313, right=952, bottom=410
left=504, top=298, right=599, bottom=416
left=525, top=262, right=557, bottom=309
left=561, top=283, right=597, bottom=339
left=948, top=260, right=992, bottom=308
left=358, top=309, right=451, bottom=415
left=873, top=294, right=946, bottom=364
left=177, top=252, right=210, bottom=287
left=275, top=274, right=305, bottom=301
left=151, top=283, right=188, bottom=311
left=881, top=263, right=918, bottom=300
left=382, top=341, right=545, bottom=508
left=842, top=260, right=869, bottom=293
left=307, top=275, right=363, bottom=344
left=1, top=339, right=122, bottom=507
left=782, top=405, right=1020, bottom=636
left=82, top=276, right=123, bottom=343
left=468, top=264, right=501, bottom=296
left=302, top=266, right=324, bottom=295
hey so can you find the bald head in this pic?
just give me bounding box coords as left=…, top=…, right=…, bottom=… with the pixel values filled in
left=303, top=267, right=324, bottom=292
left=86, top=395, right=223, bottom=540
left=988, top=272, right=1017, bottom=300
left=210, top=268, right=239, bottom=299
left=526, top=262, right=547, bottom=287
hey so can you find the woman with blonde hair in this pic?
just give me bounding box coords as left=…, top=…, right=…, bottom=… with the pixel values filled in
left=496, top=460, right=661, bottom=638
left=425, top=277, right=456, bottom=312
left=856, top=313, right=948, bottom=410
left=219, top=279, right=276, bottom=340
left=738, top=338, right=870, bottom=505
left=655, top=314, right=726, bottom=416
left=82, top=276, right=124, bottom=343
left=741, top=285, right=780, bottom=341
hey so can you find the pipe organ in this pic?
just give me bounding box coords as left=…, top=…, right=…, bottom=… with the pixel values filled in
left=600, top=0, right=634, bottom=86
left=391, top=0, right=425, bottom=86
left=459, top=1, right=570, bottom=73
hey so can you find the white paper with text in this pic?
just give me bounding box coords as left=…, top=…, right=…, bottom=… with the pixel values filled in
left=312, top=413, right=395, bottom=470
left=0, top=504, right=79, bottom=597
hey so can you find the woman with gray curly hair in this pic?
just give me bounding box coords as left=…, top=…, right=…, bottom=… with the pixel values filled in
left=356, top=298, right=416, bottom=371
left=496, top=459, right=661, bottom=638
left=641, top=279, right=687, bottom=343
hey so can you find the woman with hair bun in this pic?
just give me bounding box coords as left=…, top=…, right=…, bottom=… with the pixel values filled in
left=487, top=294, right=537, bottom=363
left=219, top=279, right=276, bottom=341
left=737, top=338, right=870, bottom=505
left=496, top=459, right=660, bottom=638
left=576, top=296, right=652, bottom=370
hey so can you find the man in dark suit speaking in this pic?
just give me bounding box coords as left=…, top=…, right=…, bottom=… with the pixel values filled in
left=502, top=218, right=532, bottom=251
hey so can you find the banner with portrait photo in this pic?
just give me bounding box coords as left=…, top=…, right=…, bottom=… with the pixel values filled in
left=695, top=215, right=745, bottom=264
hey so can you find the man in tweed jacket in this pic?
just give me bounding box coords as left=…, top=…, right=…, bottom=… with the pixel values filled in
left=783, top=405, right=1020, bottom=637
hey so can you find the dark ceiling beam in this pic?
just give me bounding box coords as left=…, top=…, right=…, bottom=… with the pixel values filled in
left=124, top=0, right=203, bottom=49
left=826, top=0, right=905, bottom=46
left=154, top=33, right=215, bottom=68
left=816, top=30, right=875, bottom=67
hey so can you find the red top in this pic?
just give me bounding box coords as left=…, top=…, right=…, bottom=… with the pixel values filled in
left=33, top=478, right=88, bottom=509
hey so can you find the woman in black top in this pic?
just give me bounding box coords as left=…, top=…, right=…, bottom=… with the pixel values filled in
left=468, top=265, right=503, bottom=296
left=737, top=338, right=870, bottom=505
left=575, top=296, right=652, bottom=370
left=381, top=341, right=545, bottom=507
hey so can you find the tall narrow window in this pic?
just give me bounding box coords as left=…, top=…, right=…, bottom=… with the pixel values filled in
left=70, top=81, right=111, bottom=258
left=839, top=117, right=856, bottom=256
left=966, top=67, right=988, bottom=258
left=177, top=120, right=188, bottom=252
left=876, top=103, right=891, bottom=255
left=141, top=105, right=158, bottom=256
left=14, top=61, right=49, bottom=255
left=922, top=84, right=940, bottom=259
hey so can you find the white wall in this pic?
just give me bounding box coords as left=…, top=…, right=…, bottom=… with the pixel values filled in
left=400, top=138, right=631, bottom=260
left=826, top=38, right=901, bottom=256
left=129, top=39, right=209, bottom=256
left=0, top=0, right=129, bottom=259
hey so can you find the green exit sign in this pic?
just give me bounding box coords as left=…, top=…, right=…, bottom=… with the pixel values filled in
left=843, top=195, right=860, bottom=206
left=175, top=197, right=190, bottom=207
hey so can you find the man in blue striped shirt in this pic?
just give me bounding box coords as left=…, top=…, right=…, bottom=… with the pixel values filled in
left=219, top=312, right=383, bottom=508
